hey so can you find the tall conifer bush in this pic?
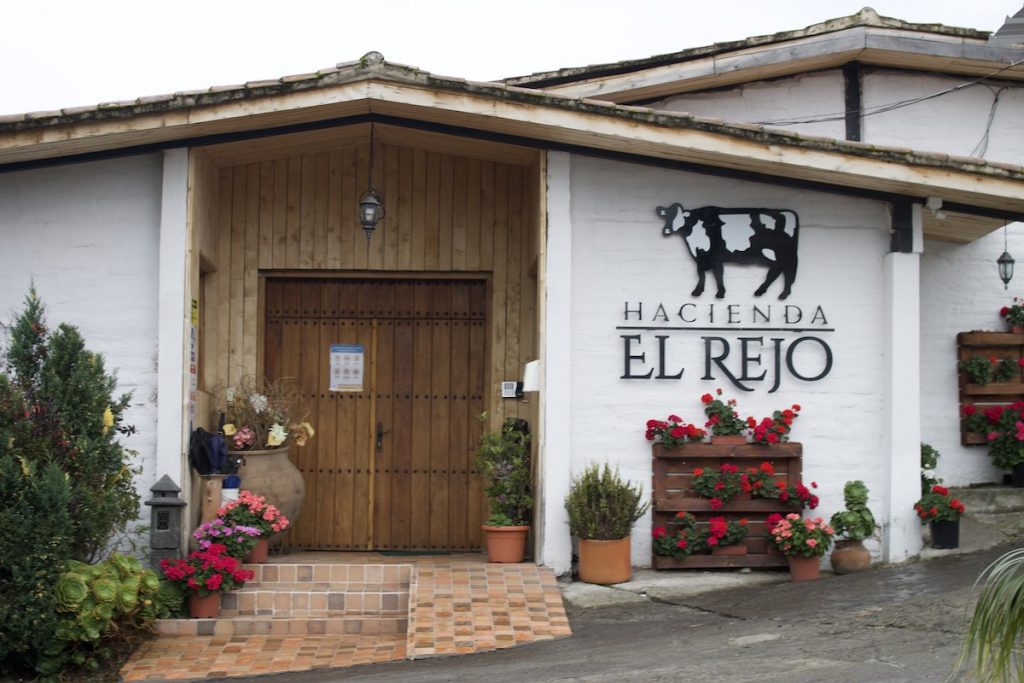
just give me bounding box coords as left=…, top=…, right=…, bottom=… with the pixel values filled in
left=0, top=289, right=140, bottom=560
left=0, top=455, right=73, bottom=675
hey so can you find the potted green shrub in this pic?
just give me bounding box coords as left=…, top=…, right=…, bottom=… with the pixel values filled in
left=475, top=416, right=533, bottom=563
left=829, top=480, right=876, bottom=574
left=565, top=463, right=649, bottom=584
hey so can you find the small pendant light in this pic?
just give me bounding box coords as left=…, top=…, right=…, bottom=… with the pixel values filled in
left=998, top=223, right=1015, bottom=290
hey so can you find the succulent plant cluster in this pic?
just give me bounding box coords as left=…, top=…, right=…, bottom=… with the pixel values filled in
left=55, top=554, right=176, bottom=643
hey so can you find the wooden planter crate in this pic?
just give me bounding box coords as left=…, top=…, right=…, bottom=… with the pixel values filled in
left=652, top=442, right=803, bottom=569
left=957, top=331, right=1024, bottom=445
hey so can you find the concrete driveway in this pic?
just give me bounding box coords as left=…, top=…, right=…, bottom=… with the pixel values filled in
left=224, top=543, right=1017, bottom=682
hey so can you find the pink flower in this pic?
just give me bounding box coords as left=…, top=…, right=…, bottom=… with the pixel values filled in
left=806, top=539, right=818, bottom=548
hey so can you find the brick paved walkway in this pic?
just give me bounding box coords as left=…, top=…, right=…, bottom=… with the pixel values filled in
left=120, top=554, right=571, bottom=681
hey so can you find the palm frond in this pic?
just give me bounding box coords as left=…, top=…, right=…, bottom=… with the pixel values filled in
left=956, top=547, right=1024, bottom=681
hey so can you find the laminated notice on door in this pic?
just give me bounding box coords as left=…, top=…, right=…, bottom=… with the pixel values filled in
left=330, top=344, right=364, bottom=392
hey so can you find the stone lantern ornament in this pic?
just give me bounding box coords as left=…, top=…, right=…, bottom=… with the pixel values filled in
left=145, top=474, right=186, bottom=569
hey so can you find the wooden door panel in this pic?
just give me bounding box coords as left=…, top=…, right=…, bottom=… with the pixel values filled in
left=265, top=277, right=486, bottom=551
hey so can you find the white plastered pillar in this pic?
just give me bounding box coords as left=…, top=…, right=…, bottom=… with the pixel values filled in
left=882, top=204, right=924, bottom=562
left=156, top=149, right=190, bottom=495
left=537, top=151, right=573, bottom=575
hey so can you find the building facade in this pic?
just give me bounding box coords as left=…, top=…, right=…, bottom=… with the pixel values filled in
left=1, top=10, right=1023, bottom=573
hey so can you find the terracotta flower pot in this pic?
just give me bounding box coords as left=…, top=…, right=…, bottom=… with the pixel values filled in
left=188, top=592, right=221, bottom=618
left=482, top=525, right=529, bottom=563
left=578, top=537, right=632, bottom=584
left=245, top=537, right=269, bottom=564
left=830, top=539, right=871, bottom=574
left=711, top=543, right=747, bottom=556
left=787, top=554, right=821, bottom=581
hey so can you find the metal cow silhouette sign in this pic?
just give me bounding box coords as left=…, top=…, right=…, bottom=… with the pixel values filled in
left=657, top=203, right=800, bottom=300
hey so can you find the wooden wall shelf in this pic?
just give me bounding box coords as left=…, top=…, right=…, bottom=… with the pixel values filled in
left=957, top=331, right=1024, bottom=446
left=651, top=443, right=803, bottom=570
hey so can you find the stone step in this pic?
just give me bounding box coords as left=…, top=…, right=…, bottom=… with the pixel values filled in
left=155, top=563, right=414, bottom=636
left=949, top=485, right=1024, bottom=515
left=221, top=581, right=408, bottom=617
left=242, top=562, right=412, bottom=590
left=157, top=614, right=407, bottom=638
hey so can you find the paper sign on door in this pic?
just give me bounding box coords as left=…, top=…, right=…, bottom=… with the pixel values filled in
left=330, top=344, right=365, bottom=392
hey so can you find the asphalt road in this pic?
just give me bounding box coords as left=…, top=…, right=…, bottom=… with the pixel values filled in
left=228, top=544, right=1016, bottom=682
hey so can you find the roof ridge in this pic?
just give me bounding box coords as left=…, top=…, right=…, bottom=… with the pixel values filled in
left=501, top=7, right=992, bottom=88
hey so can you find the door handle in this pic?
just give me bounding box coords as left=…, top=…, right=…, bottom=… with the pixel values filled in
left=376, top=421, right=387, bottom=452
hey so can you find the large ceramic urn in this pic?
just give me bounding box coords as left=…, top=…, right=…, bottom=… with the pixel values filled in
left=232, top=447, right=305, bottom=534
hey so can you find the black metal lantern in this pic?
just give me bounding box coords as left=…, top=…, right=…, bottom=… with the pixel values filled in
left=359, top=124, right=384, bottom=240
left=999, top=223, right=1015, bottom=290
left=999, top=251, right=1015, bottom=289
left=359, top=189, right=383, bottom=240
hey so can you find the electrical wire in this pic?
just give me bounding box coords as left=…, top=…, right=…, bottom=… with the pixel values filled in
left=969, top=86, right=1007, bottom=158
left=751, top=57, right=1024, bottom=127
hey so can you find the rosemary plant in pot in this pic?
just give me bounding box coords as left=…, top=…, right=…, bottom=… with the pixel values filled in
left=565, top=463, right=649, bottom=584
left=829, top=480, right=876, bottom=574
left=476, top=416, right=533, bottom=563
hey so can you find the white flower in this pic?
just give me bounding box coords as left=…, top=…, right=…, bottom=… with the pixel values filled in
left=268, top=424, right=288, bottom=447
left=249, top=393, right=268, bottom=413
left=225, top=387, right=236, bottom=404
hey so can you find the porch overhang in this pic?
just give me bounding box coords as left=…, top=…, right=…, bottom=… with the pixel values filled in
left=1, top=64, right=1022, bottom=242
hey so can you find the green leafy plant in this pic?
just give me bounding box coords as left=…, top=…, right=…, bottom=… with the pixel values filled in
left=768, top=513, right=834, bottom=557
left=691, top=463, right=743, bottom=509
left=42, top=554, right=171, bottom=674
left=914, top=485, right=965, bottom=522
left=644, top=414, right=706, bottom=447
left=956, top=547, right=1024, bottom=681
left=830, top=480, right=876, bottom=541
left=700, top=388, right=748, bottom=436
left=475, top=415, right=533, bottom=526
left=704, top=516, right=749, bottom=548
left=920, top=442, right=943, bottom=496
left=565, top=463, right=649, bottom=540
left=960, top=355, right=1019, bottom=385
left=652, top=512, right=703, bottom=560
left=0, top=454, right=73, bottom=678
left=0, top=289, right=140, bottom=561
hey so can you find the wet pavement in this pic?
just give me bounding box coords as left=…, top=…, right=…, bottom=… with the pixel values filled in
left=219, top=542, right=1019, bottom=682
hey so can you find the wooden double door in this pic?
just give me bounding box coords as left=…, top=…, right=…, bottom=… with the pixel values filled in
left=264, top=277, right=487, bottom=551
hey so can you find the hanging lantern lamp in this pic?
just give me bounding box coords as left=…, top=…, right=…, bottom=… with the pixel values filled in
left=999, top=223, right=1015, bottom=290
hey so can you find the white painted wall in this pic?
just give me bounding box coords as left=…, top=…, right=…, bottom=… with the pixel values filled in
left=653, top=70, right=847, bottom=140
left=0, top=154, right=163, bottom=517
left=567, top=154, right=894, bottom=566
left=862, top=70, right=1024, bottom=165
left=650, top=65, right=1024, bottom=497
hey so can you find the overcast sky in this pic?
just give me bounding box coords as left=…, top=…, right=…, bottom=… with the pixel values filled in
left=1, top=1, right=1019, bottom=116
